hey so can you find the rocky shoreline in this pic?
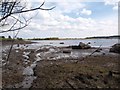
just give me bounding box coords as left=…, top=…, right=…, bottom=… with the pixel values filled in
left=1, top=42, right=120, bottom=89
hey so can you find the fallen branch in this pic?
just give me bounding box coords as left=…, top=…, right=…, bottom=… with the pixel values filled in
left=89, top=44, right=102, bottom=56
left=77, top=45, right=103, bottom=62
left=65, top=80, right=76, bottom=90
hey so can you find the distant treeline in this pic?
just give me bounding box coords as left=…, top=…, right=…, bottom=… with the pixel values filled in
left=28, top=37, right=84, bottom=40
left=28, top=35, right=120, bottom=40
left=28, top=37, right=59, bottom=40
left=85, top=35, right=120, bottom=39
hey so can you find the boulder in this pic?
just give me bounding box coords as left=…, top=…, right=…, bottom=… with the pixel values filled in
left=72, top=42, right=91, bottom=49
left=109, top=43, right=120, bottom=53
left=60, top=42, right=64, bottom=44
left=62, top=49, right=71, bottom=53
left=79, top=42, right=91, bottom=49
left=71, top=45, right=81, bottom=49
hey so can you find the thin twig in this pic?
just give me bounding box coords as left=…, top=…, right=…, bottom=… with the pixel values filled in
left=10, top=15, right=24, bottom=24
left=6, top=30, right=20, bottom=62
left=0, top=11, right=37, bottom=33
left=0, top=24, right=27, bottom=33
left=65, top=80, right=76, bottom=90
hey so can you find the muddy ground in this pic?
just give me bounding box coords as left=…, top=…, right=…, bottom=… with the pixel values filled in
left=1, top=45, right=120, bottom=89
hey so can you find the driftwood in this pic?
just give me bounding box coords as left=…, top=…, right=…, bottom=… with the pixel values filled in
left=75, top=45, right=102, bottom=62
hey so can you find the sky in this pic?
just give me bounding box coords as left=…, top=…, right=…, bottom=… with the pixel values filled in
left=0, top=0, right=119, bottom=39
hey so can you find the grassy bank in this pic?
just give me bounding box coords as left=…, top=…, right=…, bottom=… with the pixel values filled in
left=0, top=38, right=33, bottom=46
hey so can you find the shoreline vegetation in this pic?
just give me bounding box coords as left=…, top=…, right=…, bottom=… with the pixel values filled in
left=0, top=38, right=33, bottom=46
left=28, top=35, right=120, bottom=40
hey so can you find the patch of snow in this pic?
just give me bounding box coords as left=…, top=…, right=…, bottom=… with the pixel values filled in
left=22, top=52, right=30, bottom=64
left=23, top=66, right=34, bottom=76
left=2, top=63, right=6, bottom=66
left=35, top=53, right=42, bottom=61
left=53, top=53, right=70, bottom=60
left=30, top=63, right=37, bottom=69
left=49, top=48, right=56, bottom=52
left=2, top=59, right=6, bottom=66
left=36, top=53, right=41, bottom=57
left=2, top=60, right=5, bottom=62
left=23, top=55, right=29, bottom=59
left=21, top=76, right=37, bottom=88
left=3, top=53, right=7, bottom=56
left=14, top=76, right=37, bottom=88
left=36, top=45, right=60, bottom=52
left=23, top=52, right=30, bottom=55
left=16, top=50, right=19, bottom=53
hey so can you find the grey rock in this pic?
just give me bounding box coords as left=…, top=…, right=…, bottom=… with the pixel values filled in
left=72, top=42, right=91, bottom=49
left=109, top=43, right=120, bottom=53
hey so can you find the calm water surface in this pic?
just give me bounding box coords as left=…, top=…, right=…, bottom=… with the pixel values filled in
left=30, top=39, right=119, bottom=48
left=2, top=39, right=119, bottom=51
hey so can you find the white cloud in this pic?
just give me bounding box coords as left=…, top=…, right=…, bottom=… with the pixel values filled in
left=104, top=0, right=119, bottom=5
left=113, top=6, right=118, bottom=10
left=104, top=0, right=119, bottom=10
left=81, top=8, right=92, bottom=15
left=17, top=10, right=117, bottom=38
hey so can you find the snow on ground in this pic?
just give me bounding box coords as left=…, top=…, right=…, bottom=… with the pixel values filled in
left=22, top=52, right=30, bottom=64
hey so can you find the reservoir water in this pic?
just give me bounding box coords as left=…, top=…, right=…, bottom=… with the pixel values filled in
left=1, top=39, right=119, bottom=51
left=30, top=39, right=119, bottom=48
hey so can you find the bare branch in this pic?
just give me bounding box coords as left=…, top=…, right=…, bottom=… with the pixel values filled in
left=0, top=1, right=55, bottom=22
left=39, top=1, right=45, bottom=8
left=8, top=19, right=18, bottom=31
left=6, top=25, right=21, bottom=62
left=0, top=14, right=34, bottom=33
left=89, top=45, right=102, bottom=56
left=0, top=24, right=27, bottom=33
left=10, top=15, right=24, bottom=24
left=11, top=6, right=56, bottom=14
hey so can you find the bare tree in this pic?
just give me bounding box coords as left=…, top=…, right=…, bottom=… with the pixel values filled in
left=0, top=0, right=55, bottom=33
left=0, top=0, right=55, bottom=62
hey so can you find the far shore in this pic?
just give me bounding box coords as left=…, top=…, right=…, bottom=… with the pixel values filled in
left=27, top=35, right=120, bottom=40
